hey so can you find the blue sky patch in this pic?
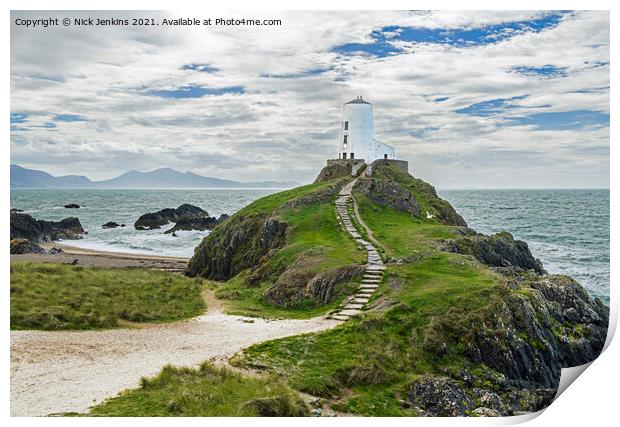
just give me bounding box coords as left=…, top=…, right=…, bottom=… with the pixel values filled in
left=504, top=110, right=609, bottom=130
left=434, top=97, right=450, bottom=102
left=180, top=63, right=220, bottom=73
left=455, top=95, right=528, bottom=117
left=332, top=12, right=569, bottom=57
left=11, top=113, right=29, bottom=124
left=411, top=126, right=440, bottom=139
left=511, top=65, right=567, bottom=78
left=147, top=85, right=245, bottom=98
left=54, top=114, right=87, bottom=122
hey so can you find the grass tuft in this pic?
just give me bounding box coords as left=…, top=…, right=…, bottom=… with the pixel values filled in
left=10, top=262, right=205, bottom=330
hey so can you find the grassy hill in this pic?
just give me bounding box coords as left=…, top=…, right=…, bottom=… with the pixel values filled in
left=92, top=161, right=608, bottom=416
left=188, top=177, right=366, bottom=318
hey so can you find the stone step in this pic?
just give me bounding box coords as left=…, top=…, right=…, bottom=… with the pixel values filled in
left=331, top=314, right=349, bottom=321
left=337, top=308, right=362, bottom=317
left=343, top=303, right=364, bottom=310
left=352, top=297, right=370, bottom=304
left=360, top=283, right=379, bottom=289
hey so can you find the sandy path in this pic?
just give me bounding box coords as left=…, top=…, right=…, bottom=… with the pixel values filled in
left=11, top=306, right=339, bottom=416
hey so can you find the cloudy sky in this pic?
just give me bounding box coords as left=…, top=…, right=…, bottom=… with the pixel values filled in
left=10, top=10, right=609, bottom=188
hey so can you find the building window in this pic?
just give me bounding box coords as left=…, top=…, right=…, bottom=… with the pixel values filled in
left=342, top=152, right=347, bottom=159
left=351, top=152, right=354, bottom=159
left=344, top=121, right=348, bottom=130
left=384, top=154, right=388, bottom=159
left=343, top=135, right=347, bottom=144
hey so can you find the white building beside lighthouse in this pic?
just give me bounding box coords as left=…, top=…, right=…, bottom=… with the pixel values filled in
left=338, top=96, right=395, bottom=162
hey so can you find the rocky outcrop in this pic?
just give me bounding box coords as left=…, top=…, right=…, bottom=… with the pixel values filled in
left=443, top=231, right=545, bottom=274
left=355, top=178, right=421, bottom=218
left=10, top=239, right=45, bottom=254
left=402, top=267, right=608, bottom=417
left=264, top=264, right=364, bottom=308
left=407, top=377, right=474, bottom=416
left=187, top=214, right=288, bottom=280
left=164, top=214, right=229, bottom=234
left=306, top=265, right=365, bottom=304
left=134, top=204, right=207, bottom=229
left=368, top=163, right=467, bottom=226
left=64, top=203, right=80, bottom=209
left=10, top=212, right=84, bottom=242
left=102, top=221, right=125, bottom=228
left=187, top=181, right=343, bottom=280
left=467, top=270, right=608, bottom=386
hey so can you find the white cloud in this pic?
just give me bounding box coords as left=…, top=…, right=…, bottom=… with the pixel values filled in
left=10, top=10, right=609, bottom=187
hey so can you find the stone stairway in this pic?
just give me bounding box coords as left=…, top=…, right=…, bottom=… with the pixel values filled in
left=330, top=179, right=386, bottom=321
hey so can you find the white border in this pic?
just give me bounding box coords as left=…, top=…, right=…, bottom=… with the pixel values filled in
left=3, top=1, right=616, bottom=426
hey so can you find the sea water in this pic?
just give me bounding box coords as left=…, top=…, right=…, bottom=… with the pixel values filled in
left=11, top=188, right=609, bottom=302
left=440, top=189, right=609, bottom=302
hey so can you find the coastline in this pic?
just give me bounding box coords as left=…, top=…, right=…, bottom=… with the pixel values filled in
left=11, top=241, right=189, bottom=270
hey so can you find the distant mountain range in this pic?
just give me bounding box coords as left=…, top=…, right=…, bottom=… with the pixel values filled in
left=10, top=165, right=298, bottom=189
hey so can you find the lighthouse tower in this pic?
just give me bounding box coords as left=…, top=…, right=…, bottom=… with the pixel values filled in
left=338, top=96, right=395, bottom=162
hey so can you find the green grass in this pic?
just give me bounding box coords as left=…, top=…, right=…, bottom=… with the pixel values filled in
left=89, top=363, right=308, bottom=416
left=213, top=189, right=365, bottom=319
left=235, top=195, right=505, bottom=415
left=10, top=262, right=206, bottom=330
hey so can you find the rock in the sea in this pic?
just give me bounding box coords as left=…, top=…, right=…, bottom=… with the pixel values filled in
left=64, top=203, right=80, bottom=209
left=102, top=221, right=121, bottom=228
left=443, top=231, right=546, bottom=274
left=10, top=239, right=45, bottom=254
left=11, top=208, right=24, bottom=213
left=134, top=203, right=207, bottom=230
left=10, top=212, right=85, bottom=242
left=164, top=214, right=229, bottom=234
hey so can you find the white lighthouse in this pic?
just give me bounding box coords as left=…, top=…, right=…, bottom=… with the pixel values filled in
left=338, top=96, right=395, bottom=162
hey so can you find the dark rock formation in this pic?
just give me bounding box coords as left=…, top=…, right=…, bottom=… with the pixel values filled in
left=407, top=376, right=473, bottom=416
left=64, top=203, right=80, bottom=209
left=102, top=221, right=121, bottom=228
left=443, top=231, right=546, bottom=274
left=264, top=264, right=364, bottom=308
left=11, top=208, right=24, bottom=213
left=355, top=178, right=421, bottom=218
left=164, top=215, right=228, bottom=234
left=187, top=181, right=344, bottom=280
left=134, top=203, right=207, bottom=230
left=10, top=239, right=45, bottom=254
left=48, top=247, right=64, bottom=254
left=306, top=265, right=365, bottom=304
left=187, top=214, right=288, bottom=280
left=10, top=212, right=84, bottom=242
left=368, top=163, right=467, bottom=226
left=217, top=213, right=229, bottom=223
left=403, top=268, right=609, bottom=416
